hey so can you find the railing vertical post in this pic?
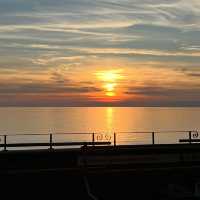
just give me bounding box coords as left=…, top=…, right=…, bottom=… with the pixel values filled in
left=50, top=134, right=53, bottom=150
left=189, top=131, right=192, bottom=144
left=152, top=132, right=155, bottom=145
left=4, top=135, right=7, bottom=151
left=92, top=133, right=95, bottom=146
left=114, top=132, right=116, bottom=147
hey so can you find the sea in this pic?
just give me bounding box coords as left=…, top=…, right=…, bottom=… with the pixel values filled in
left=0, top=107, right=200, bottom=148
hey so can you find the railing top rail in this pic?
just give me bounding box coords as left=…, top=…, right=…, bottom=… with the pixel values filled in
left=155, top=130, right=198, bottom=133
left=0, top=130, right=198, bottom=137
left=116, top=130, right=197, bottom=134
left=117, top=131, right=153, bottom=134
left=0, top=132, right=95, bottom=136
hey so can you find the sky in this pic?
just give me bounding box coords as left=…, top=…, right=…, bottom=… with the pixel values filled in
left=0, top=0, right=200, bottom=106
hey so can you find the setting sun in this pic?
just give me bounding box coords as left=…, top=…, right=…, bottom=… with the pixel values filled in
left=106, top=91, right=116, bottom=97
left=104, top=83, right=116, bottom=92
left=95, top=69, right=123, bottom=97
left=104, top=83, right=117, bottom=97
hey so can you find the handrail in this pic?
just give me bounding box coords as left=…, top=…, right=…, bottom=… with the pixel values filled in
left=0, top=130, right=199, bottom=151
left=117, top=130, right=197, bottom=134
left=0, top=132, right=95, bottom=136
left=0, top=130, right=198, bottom=136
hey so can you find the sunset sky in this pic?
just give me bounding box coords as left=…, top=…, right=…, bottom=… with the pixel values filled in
left=0, top=0, right=200, bottom=106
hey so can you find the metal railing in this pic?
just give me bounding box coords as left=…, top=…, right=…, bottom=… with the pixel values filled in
left=0, top=130, right=199, bottom=151
left=0, top=132, right=110, bottom=151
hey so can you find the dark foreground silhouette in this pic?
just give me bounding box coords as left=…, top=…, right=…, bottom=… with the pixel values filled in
left=1, top=144, right=200, bottom=199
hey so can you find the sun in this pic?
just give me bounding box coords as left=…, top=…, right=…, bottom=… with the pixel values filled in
left=95, top=69, right=123, bottom=97
left=104, top=83, right=116, bottom=92
left=104, top=83, right=116, bottom=96
left=106, top=92, right=115, bottom=97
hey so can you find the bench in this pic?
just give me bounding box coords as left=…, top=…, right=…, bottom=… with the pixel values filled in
left=0, top=141, right=111, bottom=150
left=179, top=139, right=200, bottom=143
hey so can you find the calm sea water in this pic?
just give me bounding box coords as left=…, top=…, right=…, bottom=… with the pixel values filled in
left=0, top=107, right=200, bottom=147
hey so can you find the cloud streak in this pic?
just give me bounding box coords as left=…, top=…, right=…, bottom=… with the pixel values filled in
left=0, top=82, right=101, bottom=94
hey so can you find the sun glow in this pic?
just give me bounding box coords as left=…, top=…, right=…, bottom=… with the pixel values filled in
left=96, top=70, right=122, bottom=82
left=95, top=69, right=123, bottom=97
left=106, top=91, right=115, bottom=97
left=104, top=83, right=116, bottom=92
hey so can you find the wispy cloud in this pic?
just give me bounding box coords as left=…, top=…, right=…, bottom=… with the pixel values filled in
left=0, top=81, right=101, bottom=94
left=126, top=85, right=200, bottom=97
left=71, top=47, right=200, bottom=57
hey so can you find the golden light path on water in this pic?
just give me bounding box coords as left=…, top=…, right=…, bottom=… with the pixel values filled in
left=106, top=107, right=113, bottom=132
left=104, top=107, right=142, bottom=145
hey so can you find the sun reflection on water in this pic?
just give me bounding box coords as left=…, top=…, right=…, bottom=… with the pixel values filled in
left=106, top=107, right=113, bottom=132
